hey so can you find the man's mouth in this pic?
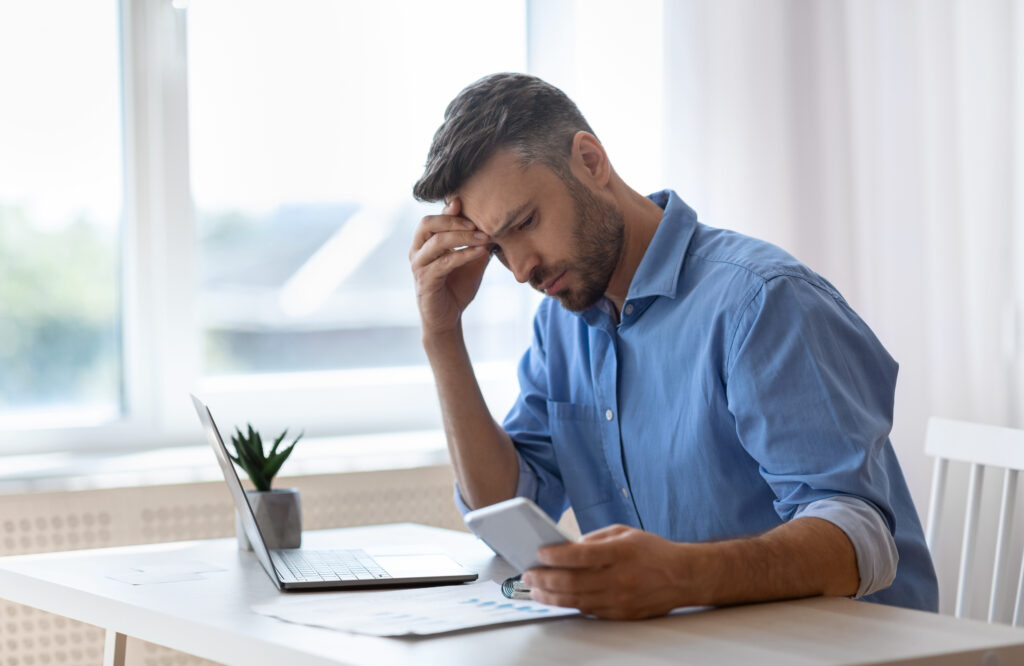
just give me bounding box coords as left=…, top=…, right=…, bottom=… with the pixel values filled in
left=540, top=271, right=568, bottom=295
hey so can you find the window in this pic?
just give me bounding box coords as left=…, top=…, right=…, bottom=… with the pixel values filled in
left=187, top=0, right=532, bottom=379
left=1, top=0, right=534, bottom=451
left=0, top=1, right=124, bottom=431
left=187, top=0, right=533, bottom=437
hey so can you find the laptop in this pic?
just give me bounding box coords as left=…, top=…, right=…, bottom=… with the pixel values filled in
left=190, top=394, right=478, bottom=590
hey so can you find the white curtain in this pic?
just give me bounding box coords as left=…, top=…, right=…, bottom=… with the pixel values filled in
left=532, top=0, right=1023, bottom=617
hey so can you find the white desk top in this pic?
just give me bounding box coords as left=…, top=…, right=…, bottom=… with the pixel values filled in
left=1, top=523, right=1022, bottom=665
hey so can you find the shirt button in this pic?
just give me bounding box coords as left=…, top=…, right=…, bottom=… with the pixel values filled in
left=621, top=487, right=629, bottom=498
left=605, top=409, right=614, bottom=421
left=624, top=304, right=634, bottom=316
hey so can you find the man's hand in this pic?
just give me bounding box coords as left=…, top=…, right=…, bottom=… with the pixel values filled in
left=522, top=517, right=860, bottom=620
left=409, top=197, right=492, bottom=338
left=522, top=524, right=693, bottom=620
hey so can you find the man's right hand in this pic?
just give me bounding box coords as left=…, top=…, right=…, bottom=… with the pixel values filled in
left=409, top=197, right=492, bottom=338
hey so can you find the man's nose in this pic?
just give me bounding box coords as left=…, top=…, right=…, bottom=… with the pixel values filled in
left=505, top=246, right=538, bottom=284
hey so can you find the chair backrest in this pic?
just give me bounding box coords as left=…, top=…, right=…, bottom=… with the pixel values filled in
left=925, top=417, right=1024, bottom=625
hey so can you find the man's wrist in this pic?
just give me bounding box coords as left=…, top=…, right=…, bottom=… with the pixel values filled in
left=421, top=323, right=465, bottom=357
left=673, top=541, right=728, bottom=606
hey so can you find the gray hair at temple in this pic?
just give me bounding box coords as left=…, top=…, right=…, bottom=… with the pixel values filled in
left=412, top=73, right=595, bottom=203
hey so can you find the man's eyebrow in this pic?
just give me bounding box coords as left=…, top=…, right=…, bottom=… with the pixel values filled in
left=489, top=202, right=532, bottom=240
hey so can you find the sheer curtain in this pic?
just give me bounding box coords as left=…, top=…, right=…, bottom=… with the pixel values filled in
left=532, top=0, right=1022, bottom=616
left=659, top=0, right=1022, bottom=616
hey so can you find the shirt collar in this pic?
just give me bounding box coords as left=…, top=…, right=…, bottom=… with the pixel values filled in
left=578, top=190, right=698, bottom=325
left=625, top=189, right=698, bottom=301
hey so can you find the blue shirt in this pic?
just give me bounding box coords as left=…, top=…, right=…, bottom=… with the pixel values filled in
left=498, top=190, right=938, bottom=611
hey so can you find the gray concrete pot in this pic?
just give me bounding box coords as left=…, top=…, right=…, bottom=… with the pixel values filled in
left=236, top=488, right=302, bottom=551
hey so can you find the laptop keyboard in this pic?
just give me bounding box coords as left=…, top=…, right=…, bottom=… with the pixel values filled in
left=276, top=548, right=392, bottom=582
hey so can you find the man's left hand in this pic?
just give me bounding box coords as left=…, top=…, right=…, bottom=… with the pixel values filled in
left=522, top=524, right=696, bottom=620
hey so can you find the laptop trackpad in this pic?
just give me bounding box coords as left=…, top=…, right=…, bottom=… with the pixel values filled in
left=374, top=554, right=473, bottom=577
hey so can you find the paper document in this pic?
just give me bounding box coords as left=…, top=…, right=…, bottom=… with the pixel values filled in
left=251, top=581, right=578, bottom=636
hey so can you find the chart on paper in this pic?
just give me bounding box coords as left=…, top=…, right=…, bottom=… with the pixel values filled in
left=251, top=581, right=578, bottom=636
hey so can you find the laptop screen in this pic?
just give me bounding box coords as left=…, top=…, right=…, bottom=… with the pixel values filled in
left=191, top=394, right=282, bottom=588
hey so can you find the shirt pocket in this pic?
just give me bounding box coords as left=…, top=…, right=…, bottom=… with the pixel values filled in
left=547, top=400, right=614, bottom=510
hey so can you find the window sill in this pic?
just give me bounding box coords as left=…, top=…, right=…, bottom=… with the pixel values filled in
left=0, top=429, right=450, bottom=495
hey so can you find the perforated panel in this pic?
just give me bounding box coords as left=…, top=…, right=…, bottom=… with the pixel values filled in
left=295, top=466, right=466, bottom=531
left=1, top=605, right=105, bottom=665
left=0, top=465, right=465, bottom=665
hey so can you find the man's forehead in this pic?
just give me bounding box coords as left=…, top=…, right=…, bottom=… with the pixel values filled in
left=456, top=157, right=539, bottom=234
left=458, top=196, right=531, bottom=238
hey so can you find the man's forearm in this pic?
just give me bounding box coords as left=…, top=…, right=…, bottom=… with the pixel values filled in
left=526, top=516, right=861, bottom=619
left=424, top=326, right=518, bottom=509
left=686, top=516, right=860, bottom=605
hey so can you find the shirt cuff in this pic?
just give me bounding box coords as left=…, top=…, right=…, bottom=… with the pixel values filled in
left=454, top=452, right=539, bottom=517
left=793, top=495, right=899, bottom=598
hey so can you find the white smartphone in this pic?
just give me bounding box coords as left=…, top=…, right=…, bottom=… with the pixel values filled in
left=464, top=497, right=574, bottom=573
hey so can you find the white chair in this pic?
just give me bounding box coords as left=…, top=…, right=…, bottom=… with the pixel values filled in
left=925, top=417, right=1024, bottom=625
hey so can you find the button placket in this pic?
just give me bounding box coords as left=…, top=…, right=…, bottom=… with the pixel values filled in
left=589, top=323, right=642, bottom=527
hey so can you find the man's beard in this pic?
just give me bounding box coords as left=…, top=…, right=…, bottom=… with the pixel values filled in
left=530, top=176, right=625, bottom=312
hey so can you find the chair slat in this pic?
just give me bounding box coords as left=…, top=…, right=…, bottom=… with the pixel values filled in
left=989, top=468, right=1018, bottom=623
left=926, top=457, right=948, bottom=554
left=955, top=463, right=984, bottom=619
left=927, top=417, right=1024, bottom=625
left=1015, top=545, right=1024, bottom=627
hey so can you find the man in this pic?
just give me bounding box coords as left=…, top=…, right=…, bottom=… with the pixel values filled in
left=408, top=73, right=938, bottom=619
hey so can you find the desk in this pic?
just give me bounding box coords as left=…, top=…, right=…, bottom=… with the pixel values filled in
left=0, top=523, right=1022, bottom=665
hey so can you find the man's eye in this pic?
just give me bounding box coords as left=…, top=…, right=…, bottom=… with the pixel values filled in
left=489, top=244, right=503, bottom=256
left=518, top=215, right=535, bottom=231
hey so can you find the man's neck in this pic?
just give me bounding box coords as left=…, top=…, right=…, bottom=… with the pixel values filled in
left=603, top=181, right=664, bottom=314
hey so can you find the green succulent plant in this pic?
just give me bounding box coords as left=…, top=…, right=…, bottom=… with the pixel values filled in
left=228, top=424, right=303, bottom=492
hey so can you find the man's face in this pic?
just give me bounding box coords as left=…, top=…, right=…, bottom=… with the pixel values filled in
left=456, top=150, right=624, bottom=312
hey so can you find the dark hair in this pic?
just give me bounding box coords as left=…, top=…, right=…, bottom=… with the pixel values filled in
left=412, top=73, right=595, bottom=202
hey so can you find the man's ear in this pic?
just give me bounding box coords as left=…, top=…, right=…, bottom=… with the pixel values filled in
left=571, top=131, right=610, bottom=188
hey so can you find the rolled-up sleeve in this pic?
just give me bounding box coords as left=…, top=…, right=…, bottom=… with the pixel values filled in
left=795, top=496, right=899, bottom=597
left=454, top=453, right=539, bottom=516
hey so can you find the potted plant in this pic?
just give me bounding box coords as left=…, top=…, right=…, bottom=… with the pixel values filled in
left=228, top=424, right=304, bottom=551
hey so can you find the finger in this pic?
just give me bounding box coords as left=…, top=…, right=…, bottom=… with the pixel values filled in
left=528, top=587, right=619, bottom=614
left=412, top=214, right=477, bottom=252
left=536, top=540, right=620, bottom=569
left=527, top=587, right=582, bottom=609
left=413, top=245, right=490, bottom=287
left=579, top=524, right=632, bottom=543
left=528, top=581, right=650, bottom=618
left=523, top=566, right=608, bottom=594
left=410, top=230, right=490, bottom=268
